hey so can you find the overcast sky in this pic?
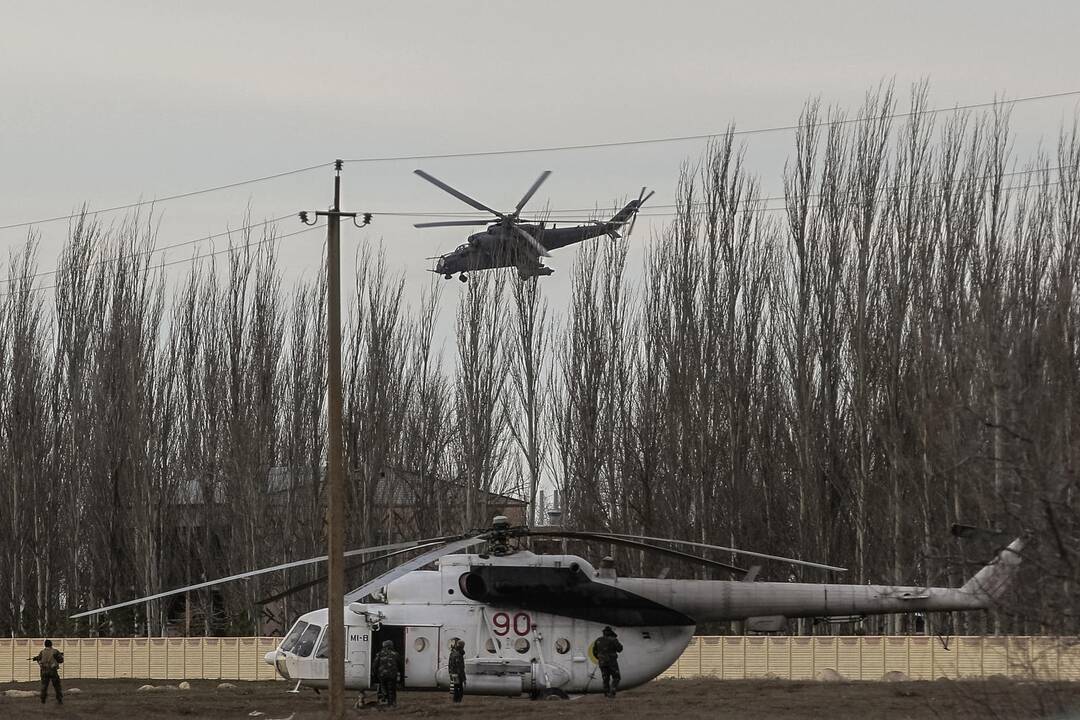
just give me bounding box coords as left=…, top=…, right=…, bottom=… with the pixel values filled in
left=2, top=1, right=1078, bottom=325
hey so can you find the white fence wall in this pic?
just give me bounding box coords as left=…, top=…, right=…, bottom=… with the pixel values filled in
left=4, top=635, right=1079, bottom=683
left=0, top=637, right=280, bottom=683
left=659, top=636, right=1080, bottom=681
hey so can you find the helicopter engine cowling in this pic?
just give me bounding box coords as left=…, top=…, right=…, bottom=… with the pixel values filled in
left=458, top=571, right=489, bottom=601
left=457, top=564, right=693, bottom=626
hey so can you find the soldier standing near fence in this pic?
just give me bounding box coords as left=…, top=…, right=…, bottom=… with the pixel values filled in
left=30, top=639, right=64, bottom=704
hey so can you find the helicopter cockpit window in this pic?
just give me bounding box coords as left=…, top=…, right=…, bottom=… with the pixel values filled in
left=280, top=621, right=308, bottom=654
left=294, top=623, right=322, bottom=658
left=455, top=243, right=470, bottom=253
left=314, top=626, right=347, bottom=658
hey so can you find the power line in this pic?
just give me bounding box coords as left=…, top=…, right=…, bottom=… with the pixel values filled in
left=0, top=223, right=326, bottom=298
left=5, top=160, right=1055, bottom=280
left=632, top=179, right=1065, bottom=219
left=373, top=169, right=1067, bottom=221
left=0, top=214, right=297, bottom=284
left=0, top=163, right=332, bottom=233
left=3, top=89, right=1075, bottom=236
left=0, top=174, right=1067, bottom=296
left=343, top=89, right=1080, bottom=163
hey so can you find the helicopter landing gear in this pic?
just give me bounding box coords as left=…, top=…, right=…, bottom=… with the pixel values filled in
left=534, top=688, right=569, bottom=700
left=459, top=273, right=468, bottom=283
left=443, top=273, right=453, bottom=280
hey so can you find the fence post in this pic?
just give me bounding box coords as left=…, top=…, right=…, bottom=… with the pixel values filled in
left=906, top=636, right=911, bottom=678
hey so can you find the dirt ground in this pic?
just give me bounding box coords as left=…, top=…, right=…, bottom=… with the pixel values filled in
left=2, top=677, right=1079, bottom=720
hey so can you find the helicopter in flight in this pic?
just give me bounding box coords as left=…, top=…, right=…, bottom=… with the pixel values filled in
left=73, top=517, right=1023, bottom=699
left=413, top=169, right=653, bottom=281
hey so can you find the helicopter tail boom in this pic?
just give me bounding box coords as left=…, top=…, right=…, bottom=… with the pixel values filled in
left=610, top=538, right=1024, bottom=624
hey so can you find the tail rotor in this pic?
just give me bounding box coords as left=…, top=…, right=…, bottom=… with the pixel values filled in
left=626, top=186, right=655, bottom=238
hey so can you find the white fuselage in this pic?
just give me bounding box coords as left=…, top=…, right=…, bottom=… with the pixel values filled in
left=264, top=542, right=1016, bottom=696
left=264, top=551, right=692, bottom=696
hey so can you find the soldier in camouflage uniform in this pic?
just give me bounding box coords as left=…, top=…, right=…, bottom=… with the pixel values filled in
left=31, top=639, right=64, bottom=704
left=447, top=639, right=466, bottom=703
left=592, top=626, right=623, bottom=698
left=374, top=640, right=402, bottom=706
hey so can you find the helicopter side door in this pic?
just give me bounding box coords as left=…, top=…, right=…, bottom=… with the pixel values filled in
left=403, top=625, right=439, bottom=687
left=345, top=623, right=372, bottom=689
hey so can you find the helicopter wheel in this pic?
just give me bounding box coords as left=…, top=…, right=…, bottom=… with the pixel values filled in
left=443, top=274, right=453, bottom=280
left=539, top=688, right=569, bottom=700
left=459, top=273, right=468, bottom=283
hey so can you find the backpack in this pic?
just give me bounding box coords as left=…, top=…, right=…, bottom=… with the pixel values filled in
left=39, top=648, right=61, bottom=671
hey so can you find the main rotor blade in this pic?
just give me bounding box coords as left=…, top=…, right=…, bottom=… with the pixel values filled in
left=69, top=536, right=458, bottom=620
left=255, top=541, right=446, bottom=605
left=600, top=532, right=846, bottom=573
left=515, top=170, right=552, bottom=214
left=951, top=523, right=1011, bottom=542
left=345, top=535, right=487, bottom=603
left=513, top=225, right=551, bottom=258
left=414, top=170, right=503, bottom=217
left=414, top=219, right=493, bottom=229
left=525, top=530, right=747, bottom=577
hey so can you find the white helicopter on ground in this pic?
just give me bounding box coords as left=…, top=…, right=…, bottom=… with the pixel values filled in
left=74, top=517, right=1022, bottom=699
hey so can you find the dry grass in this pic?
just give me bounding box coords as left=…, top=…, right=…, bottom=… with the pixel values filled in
left=2, top=677, right=1079, bottom=719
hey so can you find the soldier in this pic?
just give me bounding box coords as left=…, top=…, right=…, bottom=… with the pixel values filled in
left=592, top=626, right=623, bottom=698
left=374, top=639, right=402, bottom=707
left=31, top=639, right=64, bottom=704
left=448, top=639, right=466, bottom=703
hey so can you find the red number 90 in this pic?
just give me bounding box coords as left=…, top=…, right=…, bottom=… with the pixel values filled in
left=491, top=612, right=531, bottom=636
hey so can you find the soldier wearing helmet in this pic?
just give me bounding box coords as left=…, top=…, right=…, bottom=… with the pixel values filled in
left=592, top=626, right=623, bottom=698
left=448, top=639, right=467, bottom=703
left=374, top=639, right=403, bottom=706
left=31, top=639, right=64, bottom=704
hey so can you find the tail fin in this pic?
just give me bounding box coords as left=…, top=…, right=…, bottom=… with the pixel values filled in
left=608, top=188, right=654, bottom=227
left=960, top=538, right=1024, bottom=602
left=608, top=199, right=642, bottom=226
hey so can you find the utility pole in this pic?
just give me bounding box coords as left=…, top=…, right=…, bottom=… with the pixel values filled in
left=299, top=160, right=370, bottom=719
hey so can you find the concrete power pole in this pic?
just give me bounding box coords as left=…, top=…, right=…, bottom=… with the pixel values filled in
left=300, top=160, right=370, bottom=719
